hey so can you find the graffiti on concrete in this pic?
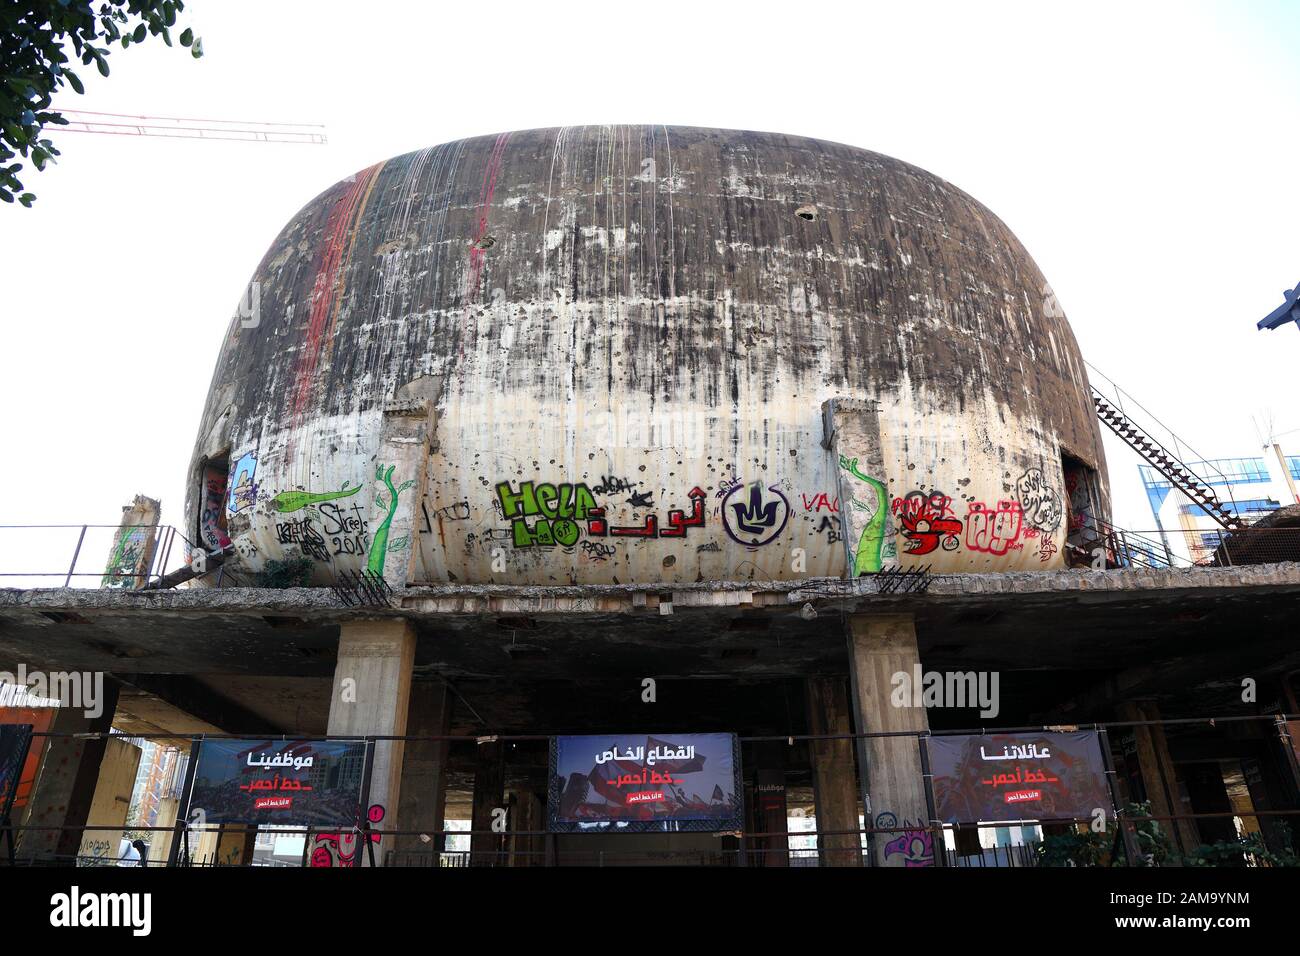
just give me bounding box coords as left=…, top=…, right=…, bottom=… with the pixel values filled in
left=268, top=482, right=361, bottom=515
left=227, top=452, right=259, bottom=514
left=101, top=527, right=148, bottom=588
left=591, top=475, right=638, bottom=496
left=496, top=480, right=601, bottom=547
left=838, top=455, right=887, bottom=574
left=275, top=516, right=331, bottom=562
left=721, top=481, right=790, bottom=548
left=800, top=492, right=839, bottom=513
left=200, top=466, right=231, bottom=550
left=310, top=803, right=385, bottom=867
left=964, top=500, right=1024, bottom=556
left=895, top=492, right=963, bottom=556
left=368, top=466, right=416, bottom=574
left=496, top=480, right=706, bottom=545
left=1015, top=468, right=1062, bottom=533
left=878, top=813, right=935, bottom=867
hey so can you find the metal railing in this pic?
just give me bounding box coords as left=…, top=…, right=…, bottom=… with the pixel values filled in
left=0, top=524, right=243, bottom=590
left=1069, top=515, right=1300, bottom=569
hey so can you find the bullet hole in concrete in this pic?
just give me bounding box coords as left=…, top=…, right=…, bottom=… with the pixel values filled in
left=795, top=204, right=819, bottom=222
left=473, top=235, right=497, bottom=250
left=663, top=555, right=676, bottom=568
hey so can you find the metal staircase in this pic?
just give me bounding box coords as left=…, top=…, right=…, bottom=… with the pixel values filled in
left=1091, top=387, right=1245, bottom=531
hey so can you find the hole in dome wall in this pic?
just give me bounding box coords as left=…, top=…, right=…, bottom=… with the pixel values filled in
left=1061, top=452, right=1102, bottom=566
left=198, top=452, right=231, bottom=551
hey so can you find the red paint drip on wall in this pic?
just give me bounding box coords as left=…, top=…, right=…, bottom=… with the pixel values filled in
left=288, top=163, right=383, bottom=435
left=464, top=132, right=511, bottom=305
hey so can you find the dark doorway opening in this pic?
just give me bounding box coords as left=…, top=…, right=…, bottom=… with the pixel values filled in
left=1061, top=452, right=1103, bottom=566
left=198, top=453, right=231, bottom=551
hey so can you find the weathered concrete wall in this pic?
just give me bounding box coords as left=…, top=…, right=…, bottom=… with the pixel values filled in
left=186, top=126, right=1107, bottom=585
left=75, top=736, right=141, bottom=865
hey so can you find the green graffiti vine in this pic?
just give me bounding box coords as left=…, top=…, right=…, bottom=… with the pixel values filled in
left=367, top=465, right=415, bottom=575
left=839, top=454, right=888, bottom=575
left=101, top=528, right=146, bottom=588
left=268, top=482, right=362, bottom=514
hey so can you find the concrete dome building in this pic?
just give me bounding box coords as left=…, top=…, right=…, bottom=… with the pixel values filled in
left=187, top=126, right=1108, bottom=586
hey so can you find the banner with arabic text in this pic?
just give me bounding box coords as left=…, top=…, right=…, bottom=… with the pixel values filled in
left=188, top=739, right=367, bottom=826
left=928, top=731, right=1112, bottom=824
left=549, top=733, right=742, bottom=832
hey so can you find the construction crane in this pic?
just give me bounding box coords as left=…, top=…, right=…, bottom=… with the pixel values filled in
left=48, top=109, right=326, bottom=145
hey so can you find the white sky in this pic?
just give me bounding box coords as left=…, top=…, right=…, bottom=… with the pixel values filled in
left=2, top=0, right=1298, bottom=579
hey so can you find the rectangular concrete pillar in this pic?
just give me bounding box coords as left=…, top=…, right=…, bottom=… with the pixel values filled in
left=847, top=613, right=933, bottom=867
left=806, top=676, right=863, bottom=866
left=215, top=824, right=257, bottom=867
left=100, top=495, right=161, bottom=588
left=1118, top=699, right=1200, bottom=858
left=372, top=401, right=435, bottom=590
left=393, top=680, right=452, bottom=860
left=150, top=796, right=180, bottom=866
left=17, top=679, right=119, bottom=861
left=508, top=788, right=545, bottom=867
left=752, top=741, right=789, bottom=867
left=470, top=740, right=505, bottom=866
left=326, top=618, right=416, bottom=866
left=823, top=397, right=897, bottom=575
left=76, top=736, right=142, bottom=865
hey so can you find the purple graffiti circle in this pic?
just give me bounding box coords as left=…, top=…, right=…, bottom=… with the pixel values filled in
left=721, top=481, right=791, bottom=548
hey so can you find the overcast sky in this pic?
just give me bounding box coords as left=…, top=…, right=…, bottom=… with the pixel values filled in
left=2, top=0, right=1297, bottom=580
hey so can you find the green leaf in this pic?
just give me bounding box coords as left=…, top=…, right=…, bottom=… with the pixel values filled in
left=133, top=23, right=147, bottom=43
left=66, top=71, right=85, bottom=95
left=191, top=37, right=203, bottom=58
left=180, top=27, right=193, bottom=47
left=18, top=193, right=34, bottom=207
left=0, top=192, right=13, bottom=204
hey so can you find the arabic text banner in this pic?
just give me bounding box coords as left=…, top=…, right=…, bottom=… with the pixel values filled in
left=188, top=739, right=367, bottom=827
left=928, top=731, right=1113, bottom=824
left=550, top=733, right=742, bottom=832
left=0, top=724, right=33, bottom=815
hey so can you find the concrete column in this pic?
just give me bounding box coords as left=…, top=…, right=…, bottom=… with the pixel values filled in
left=75, top=736, right=142, bottom=864
left=508, top=788, right=545, bottom=867
left=823, top=398, right=898, bottom=575
left=150, top=796, right=180, bottom=866
left=371, top=401, right=434, bottom=589
left=752, top=741, right=789, bottom=866
left=1118, top=699, right=1200, bottom=857
left=17, top=679, right=119, bottom=861
left=100, top=495, right=161, bottom=588
left=326, top=618, right=416, bottom=866
left=847, top=613, right=933, bottom=867
left=470, top=740, right=505, bottom=866
left=806, top=676, right=862, bottom=866
left=215, top=824, right=257, bottom=867
left=393, top=680, right=452, bottom=861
